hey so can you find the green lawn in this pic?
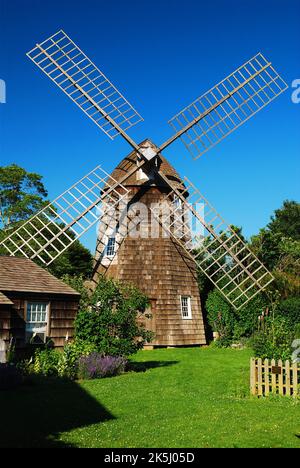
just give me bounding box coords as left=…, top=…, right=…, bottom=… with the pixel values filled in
left=1, top=347, right=299, bottom=448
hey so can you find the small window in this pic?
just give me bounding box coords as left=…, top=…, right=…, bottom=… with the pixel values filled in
left=173, top=195, right=182, bottom=209
left=106, top=237, right=116, bottom=257
left=136, top=168, right=148, bottom=181
left=180, top=296, right=192, bottom=320
left=26, top=302, right=48, bottom=343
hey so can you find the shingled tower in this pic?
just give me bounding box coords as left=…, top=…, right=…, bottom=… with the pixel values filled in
left=92, top=140, right=207, bottom=347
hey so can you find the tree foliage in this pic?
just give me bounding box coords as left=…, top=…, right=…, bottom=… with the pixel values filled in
left=267, top=200, right=300, bottom=240
left=205, top=200, right=300, bottom=351
left=251, top=316, right=297, bottom=361
left=66, top=275, right=154, bottom=357
left=48, top=241, right=93, bottom=278
left=0, top=164, right=93, bottom=278
left=250, top=200, right=300, bottom=299
left=0, top=164, right=48, bottom=228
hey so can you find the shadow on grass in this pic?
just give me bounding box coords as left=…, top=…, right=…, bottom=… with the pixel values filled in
left=0, top=376, right=114, bottom=448
left=127, top=360, right=179, bottom=373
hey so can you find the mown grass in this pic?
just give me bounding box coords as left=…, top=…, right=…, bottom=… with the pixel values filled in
left=0, top=347, right=299, bottom=448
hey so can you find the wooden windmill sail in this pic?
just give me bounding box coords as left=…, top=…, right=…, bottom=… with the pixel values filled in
left=0, top=30, right=288, bottom=346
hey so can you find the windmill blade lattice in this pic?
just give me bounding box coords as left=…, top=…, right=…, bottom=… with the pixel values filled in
left=150, top=176, right=274, bottom=310
left=166, top=53, right=288, bottom=159
left=27, top=30, right=143, bottom=140
left=0, top=166, right=129, bottom=265
left=94, top=197, right=131, bottom=269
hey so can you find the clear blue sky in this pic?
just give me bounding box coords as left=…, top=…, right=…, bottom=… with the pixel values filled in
left=0, top=0, right=299, bottom=251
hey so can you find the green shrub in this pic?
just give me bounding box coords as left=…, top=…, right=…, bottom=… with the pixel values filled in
left=75, top=277, right=154, bottom=357
left=276, top=297, right=300, bottom=328
left=33, top=348, right=61, bottom=377
left=294, top=323, right=300, bottom=339
left=206, top=288, right=275, bottom=347
left=252, top=316, right=294, bottom=360
left=61, top=274, right=91, bottom=310
left=56, top=340, right=97, bottom=379
left=23, top=340, right=97, bottom=379
left=233, top=295, right=269, bottom=341
left=206, top=290, right=235, bottom=346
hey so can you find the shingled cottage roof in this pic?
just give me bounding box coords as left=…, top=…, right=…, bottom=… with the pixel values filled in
left=0, top=291, right=13, bottom=305
left=0, top=256, right=80, bottom=296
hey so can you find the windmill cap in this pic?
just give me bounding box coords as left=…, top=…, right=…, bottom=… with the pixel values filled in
left=109, top=139, right=185, bottom=189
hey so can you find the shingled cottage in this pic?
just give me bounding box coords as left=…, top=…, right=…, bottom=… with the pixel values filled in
left=0, top=256, right=80, bottom=362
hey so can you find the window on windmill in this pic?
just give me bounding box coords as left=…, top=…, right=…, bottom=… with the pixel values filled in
left=180, top=296, right=192, bottom=320
left=106, top=237, right=116, bottom=257
left=137, top=168, right=148, bottom=181
left=173, top=195, right=183, bottom=209
left=26, top=302, right=48, bottom=344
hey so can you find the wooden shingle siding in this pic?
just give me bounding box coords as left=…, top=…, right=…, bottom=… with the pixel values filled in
left=93, top=146, right=207, bottom=346
left=0, top=292, right=79, bottom=350
left=0, top=305, right=11, bottom=342
left=0, top=257, right=80, bottom=353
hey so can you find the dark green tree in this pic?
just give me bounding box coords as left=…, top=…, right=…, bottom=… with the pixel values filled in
left=0, top=164, right=93, bottom=279
left=250, top=200, right=300, bottom=298
left=268, top=200, right=300, bottom=240
left=48, top=241, right=93, bottom=278
left=251, top=200, right=300, bottom=270
left=0, top=164, right=48, bottom=228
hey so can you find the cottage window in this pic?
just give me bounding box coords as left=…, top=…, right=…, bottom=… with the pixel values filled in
left=106, top=237, right=116, bottom=257
left=26, top=302, right=48, bottom=342
left=180, top=296, right=192, bottom=319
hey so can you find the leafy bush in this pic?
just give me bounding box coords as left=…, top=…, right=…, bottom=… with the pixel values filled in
left=205, top=290, right=236, bottom=346
left=206, top=288, right=274, bottom=347
left=251, top=316, right=295, bottom=360
left=78, top=353, right=127, bottom=380
left=233, top=295, right=269, bottom=341
left=25, top=340, right=97, bottom=379
left=75, top=277, right=154, bottom=357
left=56, top=340, right=97, bottom=379
left=0, top=363, right=23, bottom=390
left=276, top=297, right=300, bottom=328
left=61, top=274, right=91, bottom=310
left=294, top=323, right=300, bottom=339
left=32, top=348, right=61, bottom=377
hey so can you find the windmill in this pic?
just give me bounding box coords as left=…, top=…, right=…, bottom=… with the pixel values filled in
left=0, top=30, right=288, bottom=347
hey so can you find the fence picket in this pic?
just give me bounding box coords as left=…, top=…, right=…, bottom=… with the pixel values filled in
left=264, top=359, right=269, bottom=396
left=285, top=360, right=290, bottom=396
left=250, top=358, right=299, bottom=397
left=257, top=358, right=263, bottom=396
left=292, top=362, right=298, bottom=398
left=250, top=358, right=256, bottom=395
left=278, top=359, right=283, bottom=395
left=271, top=358, right=276, bottom=394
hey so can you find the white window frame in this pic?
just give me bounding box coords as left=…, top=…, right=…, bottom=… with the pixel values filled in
left=25, top=302, right=49, bottom=342
left=136, top=168, right=149, bottom=181
left=180, top=296, right=192, bottom=320
left=173, top=194, right=183, bottom=209
left=106, top=237, right=116, bottom=257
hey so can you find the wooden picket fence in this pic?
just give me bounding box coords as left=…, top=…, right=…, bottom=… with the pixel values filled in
left=250, top=358, right=299, bottom=398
